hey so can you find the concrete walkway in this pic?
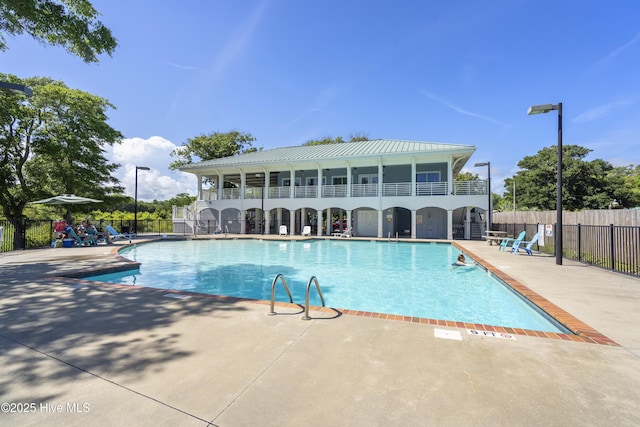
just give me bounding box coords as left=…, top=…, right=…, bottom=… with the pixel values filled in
left=0, top=238, right=638, bottom=426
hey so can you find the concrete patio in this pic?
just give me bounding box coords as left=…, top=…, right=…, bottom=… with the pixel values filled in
left=0, top=237, right=638, bottom=426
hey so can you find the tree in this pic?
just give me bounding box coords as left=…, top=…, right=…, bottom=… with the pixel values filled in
left=0, top=74, right=123, bottom=249
left=605, top=165, right=640, bottom=208
left=303, top=134, right=369, bottom=146
left=0, top=0, right=117, bottom=63
left=454, top=171, right=478, bottom=181
left=504, top=144, right=625, bottom=211
left=169, top=131, right=258, bottom=170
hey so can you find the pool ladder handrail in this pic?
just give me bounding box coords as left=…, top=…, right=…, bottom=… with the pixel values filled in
left=302, top=275, right=326, bottom=320
left=268, top=273, right=294, bottom=316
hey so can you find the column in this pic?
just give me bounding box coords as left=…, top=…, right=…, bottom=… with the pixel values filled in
left=316, top=212, right=322, bottom=236
left=464, top=206, right=472, bottom=240
left=411, top=210, right=416, bottom=239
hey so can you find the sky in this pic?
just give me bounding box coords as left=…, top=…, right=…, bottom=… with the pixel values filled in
left=2, top=0, right=640, bottom=201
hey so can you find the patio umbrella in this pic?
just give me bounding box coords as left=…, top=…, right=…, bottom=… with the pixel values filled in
left=28, top=194, right=103, bottom=205
left=29, top=194, right=103, bottom=223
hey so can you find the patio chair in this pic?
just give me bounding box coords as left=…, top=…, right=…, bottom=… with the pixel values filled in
left=279, top=225, right=288, bottom=236
left=499, top=230, right=526, bottom=252
left=333, top=227, right=352, bottom=238
left=511, top=231, right=542, bottom=255
left=301, top=225, right=311, bottom=236
left=66, top=227, right=95, bottom=246
left=105, top=225, right=129, bottom=241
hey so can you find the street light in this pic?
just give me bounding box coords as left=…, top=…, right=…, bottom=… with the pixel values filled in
left=134, top=166, right=150, bottom=236
left=0, top=81, right=33, bottom=96
left=528, top=102, right=563, bottom=265
left=474, top=162, right=491, bottom=232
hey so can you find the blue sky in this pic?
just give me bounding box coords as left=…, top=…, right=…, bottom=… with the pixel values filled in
left=2, top=0, right=640, bottom=201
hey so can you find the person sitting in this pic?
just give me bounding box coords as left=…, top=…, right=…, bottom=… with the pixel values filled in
left=86, top=222, right=111, bottom=245
left=54, top=233, right=65, bottom=248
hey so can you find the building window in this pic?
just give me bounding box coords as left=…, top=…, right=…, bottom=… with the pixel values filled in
left=333, top=176, right=347, bottom=185
left=416, top=171, right=440, bottom=182
left=283, top=178, right=301, bottom=186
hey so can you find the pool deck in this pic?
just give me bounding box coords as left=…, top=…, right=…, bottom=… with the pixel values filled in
left=0, top=236, right=639, bottom=426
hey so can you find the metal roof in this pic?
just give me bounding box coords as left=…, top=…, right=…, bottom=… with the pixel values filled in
left=180, top=139, right=475, bottom=173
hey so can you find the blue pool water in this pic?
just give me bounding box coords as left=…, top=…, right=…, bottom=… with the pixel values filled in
left=85, top=239, right=566, bottom=332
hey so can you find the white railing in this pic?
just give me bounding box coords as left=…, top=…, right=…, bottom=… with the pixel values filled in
left=209, top=180, right=486, bottom=200
left=322, top=184, right=347, bottom=197
left=244, top=187, right=264, bottom=199
left=351, top=183, right=378, bottom=197
left=453, top=180, right=486, bottom=196
left=416, top=182, right=448, bottom=196
left=295, top=186, right=317, bottom=198
left=222, top=188, right=241, bottom=199
left=269, top=186, right=291, bottom=199
left=383, top=183, right=412, bottom=196
left=202, top=189, right=218, bottom=201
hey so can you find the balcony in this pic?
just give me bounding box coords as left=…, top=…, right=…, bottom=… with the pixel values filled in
left=216, top=180, right=487, bottom=201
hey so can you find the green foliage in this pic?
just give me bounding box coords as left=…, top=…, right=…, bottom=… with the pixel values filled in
left=0, top=0, right=117, bottom=62
left=169, top=131, right=259, bottom=169
left=0, top=74, right=123, bottom=247
left=303, top=134, right=369, bottom=146
left=455, top=171, right=478, bottom=181
left=503, top=145, right=640, bottom=211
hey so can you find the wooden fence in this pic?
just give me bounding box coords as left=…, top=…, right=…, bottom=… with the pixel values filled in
left=493, top=209, right=640, bottom=226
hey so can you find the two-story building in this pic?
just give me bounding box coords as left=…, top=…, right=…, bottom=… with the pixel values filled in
left=173, top=139, right=488, bottom=239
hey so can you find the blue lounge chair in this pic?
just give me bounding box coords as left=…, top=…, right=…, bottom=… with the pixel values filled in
left=66, top=227, right=95, bottom=246
left=499, top=230, right=526, bottom=252
left=105, top=225, right=129, bottom=241
left=511, top=231, right=542, bottom=255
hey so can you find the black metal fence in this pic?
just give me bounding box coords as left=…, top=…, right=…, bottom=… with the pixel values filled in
left=0, top=219, right=178, bottom=252
left=3, top=218, right=638, bottom=277
left=494, top=222, right=640, bottom=278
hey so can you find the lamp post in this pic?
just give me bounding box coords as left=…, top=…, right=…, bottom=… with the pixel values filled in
left=134, top=166, right=150, bottom=236
left=527, top=102, right=563, bottom=265
left=0, top=81, right=33, bottom=96
left=474, top=162, right=491, bottom=232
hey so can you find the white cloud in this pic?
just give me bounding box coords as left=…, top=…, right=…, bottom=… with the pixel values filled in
left=590, top=32, right=640, bottom=70
left=106, top=136, right=197, bottom=201
left=572, top=99, right=634, bottom=124
left=418, top=89, right=508, bottom=127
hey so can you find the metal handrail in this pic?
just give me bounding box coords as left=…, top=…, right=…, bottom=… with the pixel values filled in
left=268, top=273, right=293, bottom=315
left=302, top=276, right=326, bottom=320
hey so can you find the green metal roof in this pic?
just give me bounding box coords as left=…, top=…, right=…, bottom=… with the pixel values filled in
left=180, top=139, right=475, bottom=172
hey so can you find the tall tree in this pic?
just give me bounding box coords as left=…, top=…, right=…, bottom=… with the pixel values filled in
left=0, top=0, right=117, bottom=63
left=169, top=131, right=258, bottom=169
left=505, top=144, right=623, bottom=211
left=0, top=74, right=123, bottom=249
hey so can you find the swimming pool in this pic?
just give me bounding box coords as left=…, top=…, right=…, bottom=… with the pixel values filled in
left=85, top=239, right=567, bottom=332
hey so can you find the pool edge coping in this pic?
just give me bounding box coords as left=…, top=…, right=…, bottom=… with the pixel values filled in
left=53, top=238, right=620, bottom=347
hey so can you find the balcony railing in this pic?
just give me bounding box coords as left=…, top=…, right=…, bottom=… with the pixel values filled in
left=295, top=186, right=317, bottom=198
left=383, top=183, right=412, bottom=197
left=351, top=183, right=378, bottom=197
left=244, top=187, right=264, bottom=199
left=322, top=184, right=347, bottom=197
left=453, top=180, right=486, bottom=196
left=216, top=180, right=487, bottom=200
left=269, top=186, right=291, bottom=199
left=222, top=188, right=241, bottom=199
left=416, top=182, right=448, bottom=196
